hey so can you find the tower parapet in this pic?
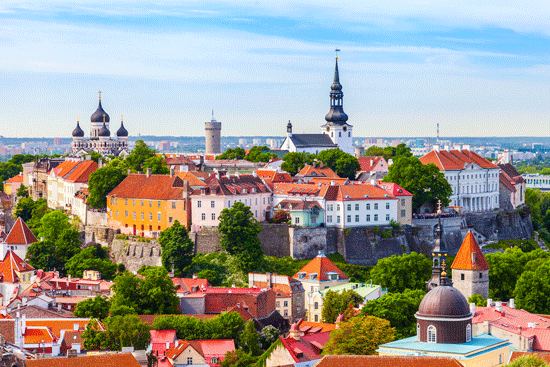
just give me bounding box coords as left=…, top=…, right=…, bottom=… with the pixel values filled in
left=205, top=111, right=221, bottom=154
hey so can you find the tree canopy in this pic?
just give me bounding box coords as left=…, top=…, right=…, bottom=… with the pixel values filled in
left=321, top=289, right=363, bottom=323
left=158, top=220, right=195, bottom=276
left=13, top=197, right=50, bottom=234
left=240, top=320, right=262, bottom=356
left=281, top=152, right=315, bottom=176
left=218, top=202, right=263, bottom=273
left=383, top=156, right=452, bottom=212
left=87, top=165, right=128, bottom=209
left=82, top=315, right=151, bottom=351
left=364, top=144, right=412, bottom=162
left=142, top=155, right=169, bottom=174
left=505, top=355, right=549, bottom=367
left=125, top=140, right=158, bottom=172
left=217, top=147, right=246, bottom=160
left=317, top=149, right=360, bottom=180
left=322, top=315, right=395, bottom=355
left=73, top=295, right=111, bottom=320
left=65, top=245, right=118, bottom=281
left=370, top=252, right=431, bottom=293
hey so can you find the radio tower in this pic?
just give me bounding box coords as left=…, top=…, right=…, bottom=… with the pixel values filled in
left=437, top=123, right=440, bottom=145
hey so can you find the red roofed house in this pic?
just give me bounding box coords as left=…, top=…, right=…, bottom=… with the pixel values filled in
left=451, top=231, right=490, bottom=299
left=498, top=163, right=526, bottom=210
left=294, top=252, right=349, bottom=322
left=357, top=156, right=388, bottom=173
left=313, top=355, right=465, bottom=367
left=166, top=339, right=235, bottom=367
left=295, top=165, right=339, bottom=183
left=150, top=329, right=177, bottom=357
left=3, top=172, right=24, bottom=196
left=249, top=273, right=305, bottom=322
left=25, top=353, right=141, bottom=367
left=107, top=170, right=191, bottom=237
left=472, top=300, right=550, bottom=352
left=419, top=146, right=500, bottom=212
left=1, top=216, right=38, bottom=260
left=376, top=181, right=413, bottom=225
left=260, top=320, right=331, bottom=367
left=46, top=159, right=98, bottom=211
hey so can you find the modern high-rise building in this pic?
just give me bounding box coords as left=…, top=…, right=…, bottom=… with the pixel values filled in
left=205, top=112, right=221, bottom=154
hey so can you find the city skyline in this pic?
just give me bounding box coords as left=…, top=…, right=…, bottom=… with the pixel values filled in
left=2, top=1, right=550, bottom=138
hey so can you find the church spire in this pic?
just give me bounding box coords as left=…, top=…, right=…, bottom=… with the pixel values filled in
left=325, top=52, right=348, bottom=125
left=427, top=200, right=450, bottom=291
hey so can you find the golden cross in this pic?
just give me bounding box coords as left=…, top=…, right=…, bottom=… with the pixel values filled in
left=99, top=90, right=102, bottom=102
left=437, top=199, right=442, bottom=212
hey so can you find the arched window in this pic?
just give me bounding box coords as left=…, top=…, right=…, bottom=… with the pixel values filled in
left=417, top=323, right=420, bottom=341
left=466, top=324, right=472, bottom=342
left=427, top=325, right=436, bottom=343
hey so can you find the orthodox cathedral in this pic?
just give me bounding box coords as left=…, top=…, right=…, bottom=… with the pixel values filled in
left=71, top=92, right=130, bottom=157
left=280, top=55, right=354, bottom=155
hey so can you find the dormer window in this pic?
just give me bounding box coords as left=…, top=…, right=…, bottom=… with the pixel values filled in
left=309, top=273, right=317, bottom=280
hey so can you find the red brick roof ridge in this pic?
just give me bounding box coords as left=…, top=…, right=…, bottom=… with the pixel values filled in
left=5, top=217, right=38, bottom=245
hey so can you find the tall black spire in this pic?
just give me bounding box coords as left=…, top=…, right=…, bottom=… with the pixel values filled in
left=427, top=201, right=450, bottom=291
left=324, top=56, right=348, bottom=125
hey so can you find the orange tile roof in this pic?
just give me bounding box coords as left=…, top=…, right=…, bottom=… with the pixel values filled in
left=314, top=355, right=464, bottom=367
left=357, top=156, right=386, bottom=172
left=0, top=250, right=34, bottom=282
left=5, top=217, right=38, bottom=245
left=176, top=171, right=207, bottom=187
left=420, top=149, right=498, bottom=171
left=297, top=165, right=339, bottom=178
left=333, top=183, right=397, bottom=201
left=23, top=327, right=55, bottom=344
left=26, top=319, right=98, bottom=338
left=500, top=170, right=517, bottom=193
left=5, top=173, right=23, bottom=184
left=107, top=174, right=189, bottom=200
left=298, top=320, right=337, bottom=333
left=65, top=161, right=98, bottom=183
left=293, top=253, right=348, bottom=282
left=451, top=232, right=489, bottom=270
left=50, top=160, right=81, bottom=178
left=309, top=177, right=349, bottom=185
left=25, top=353, right=141, bottom=367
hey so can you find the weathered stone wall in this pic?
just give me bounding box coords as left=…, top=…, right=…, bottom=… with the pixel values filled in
left=289, top=227, right=327, bottom=259
left=258, top=224, right=290, bottom=257
left=84, top=226, right=117, bottom=247
left=191, top=229, right=221, bottom=254
left=111, top=239, right=162, bottom=273
left=465, top=209, right=533, bottom=241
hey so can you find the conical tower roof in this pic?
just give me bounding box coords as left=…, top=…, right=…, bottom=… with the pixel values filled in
left=451, top=231, right=489, bottom=270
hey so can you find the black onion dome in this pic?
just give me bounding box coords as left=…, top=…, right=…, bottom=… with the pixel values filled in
left=91, top=101, right=110, bottom=123
left=98, top=123, right=110, bottom=137
left=325, top=57, right=349, bottom=124
left=72, top=122, right=84, bottom=137
left=417, top=286, right=471, bottom=318
left=117, top=122, right=128, bottom=137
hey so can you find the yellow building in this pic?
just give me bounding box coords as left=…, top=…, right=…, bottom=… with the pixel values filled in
left=3, top=173, right=23, bottom=196
left=106, top=171, right=191, bottom=237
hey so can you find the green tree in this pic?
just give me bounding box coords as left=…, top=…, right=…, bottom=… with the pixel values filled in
left=85, top=315, right=151, bottom=351
left=360, top=289, right=425, bottom=339
left=468, top=294, right=486, bottom=307
left=143, top=155, right=170, bottom=174
left=221, top=350, right=257, bottom=367
left=74, top=296, right=111, bottom=320
left=364, top=146, right=387, bottom=160
left=38, top=210, right=73, bottom=242
left=514, top=259, right=550, bottom=314
left=0, top=162, right=22, bottom=191
left=370, top=252, right=431, bottom=293
left=322, top=315, right=395, bottom=355
left=87, top=165, right=127, bottom=209
left=13, top=197, right=50, bottom=233
left=259, top=325, right=279, bottom=350
left=66, top=245, right=117, bottom=280
left=16, top=184, right=29, bottom=198
left=526, top=188, right=542, bottom=229
left=82, top=319, right=110, bottom=350
left=506, top=355, right=549, bottom=367
left=125, top=140, right=157, bottom=172
left=321, top=289, right=363, bottom=323
left=158, top=220, right=195, bottom=276
left=240, top=320, right=261, bottom=356
left=281, top=152, right=315, bottom=176
left=217, top=147, right=246, bottom=160
left=245, top=146, right=277, bottom=163
left=317, top=149, right=361, bottom=179
left=383, top=156, right=452, bottom=213
left=218, top=202, right=263, bottom=273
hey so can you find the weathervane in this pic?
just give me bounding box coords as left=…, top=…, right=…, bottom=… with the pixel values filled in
left=98, top=90, right=102, bottom=102
left=335, top=48, right=340, bottom=59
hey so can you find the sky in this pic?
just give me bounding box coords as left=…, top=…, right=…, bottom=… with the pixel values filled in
left=1, top=1, right=550, bottom=138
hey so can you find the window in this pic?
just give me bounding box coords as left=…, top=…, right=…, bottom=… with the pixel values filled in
left=479, top=272, right=483, bottom=279
left=149, top=213, right=152, bottom=221
left=336, top=204, right=341, bottom=211
left=211, top=357, right=218, bottom=364
left=125, top=199, right=128, bottom=205
left=141, top=200, right=144, bottom=206
left=227, top=201, right=231, bottom=208
left=169, top=217, right=173, bottom=223
left=401, top=198, right=406, bottom=206
left=141, top=212, right=144, bottom=220
left=212, top=213, right=216, bottom=220
left=198, top=200, right=202, bottom=208
left=295, top=217, right=300, bottom=224
left=150, top=201, right=152, bottom=207
left=355, top=204, right=359, bottom=210
left=284, top=310, right=288, bottom=316
left=125, top=210, right=128, bottom=217
left=499, top=354, right=503, bottom=365
left=386, top=202, right=390, bottom=209
left=347, top=215, right=351, bottom=223
left=417, top=323, right=420, bottom=341
left=461, top=273, right=465, bottom=280
left=276, top=301, right=280, bottom=307
left=297, top=296, right=301, bottom=303
left=158, top=201, right=161, bottom=208
left=347, top=204, right=351, bottom=211
left=314, top=302, right=318, bottom=310
left=211, top=201, right=215, bottom=208
left=366, top=214, right=370, bottom=222
left=116, top=211, right=119, bottom=217
left=133, top=200, right=136, bottom=206
left=133, top=212, right=136, bottom=220
left=284, top=301, right=288, bottom=307
left=201, top=213, right=206, bottom=220
left=355, top=215, right=359, bottom=222
left=157, top=212, right=161, bottom=221
left=401, top=210, right=406, bottom=217
left=328, top=204, right=333, bottom=211
left=386, top=214, right=390, bottom=221
left=466, top=324, right=472, bottom=342
left=315, top=314, right=319, bottom=322
left=339, top=132, right=341, bottom=137
left=427, top=325, right=436, bottom=343
left=327, top=215, right=332, bottom=222
left=337, top=216, right=340, bottom=223
left=374, top=214, right=378, bottom=221
left=187, top=357, right=193, bottom=365
left=172, top=202, right=176, bottom=209
left=374, top=203, right=378, bottom=210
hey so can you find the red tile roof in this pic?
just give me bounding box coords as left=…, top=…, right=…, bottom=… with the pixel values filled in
left=273, top=183, right=332, bottom=198
left=25, top=353, right=141, bottom=367
left=107, top=174, right=189, bottom=200
left=451, top=232, right=489, bottom=270
left=376, top=181, right=413, bottom=197
left=65, top=160, right=98, bottom=183
left=172, top=277, right=210, bottom=294
left=314, top=355, right=464, bottom=367
left=151, top=329, right=177, bottom=345
left=279, top=331, right=331, bottom=363
left=309, top=177, right=349, bottom=185
left=26, top=319, right=98, bottom=338
left=357, top=156, right=386, bottom=172
left=293, top=253, right=348, bottom=282
left=500, top=170, right=517, bottom=193
left=50, top=160, right=81, bottom=178
left=5, top=217, right=38, bottom=245
left=297, top=165, right=339, bottom=178
left=277, top=200, right=322, bottom=211
left=4, top=173, right=23, bottom=184
left=0, top=250, right=34, bottom=282
left=332, top=183, right=397, bottom=201
left=420, top=149, right=499, bottom=171
left=176, top=171, right=207, bottom=187
left=23, top=327, right=55, bottom=344
left=499, top=163, right=525, bottom=184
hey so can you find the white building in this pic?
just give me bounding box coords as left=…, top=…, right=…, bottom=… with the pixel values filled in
left=420, top=146, right=500, bottom=212
left=280, top=56, right=354, bottom=155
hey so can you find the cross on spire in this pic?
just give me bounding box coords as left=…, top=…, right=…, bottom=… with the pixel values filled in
left=98, top=90, right=102, bottom=102
left=334, top=48, right=340, bottom=59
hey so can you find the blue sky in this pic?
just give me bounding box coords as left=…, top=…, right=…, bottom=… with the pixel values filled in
left=1, top=1, right=550, bottom=138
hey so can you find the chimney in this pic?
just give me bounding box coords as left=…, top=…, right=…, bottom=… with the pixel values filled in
left=487, top=298, right=493, bottom=307
left=253, top=170, right=258, bottom=178
left=192, top=273, right=198, bottom=280
left=170, top=167, right=175, bottom=177
left=371, top=179, right=377, bottom=186
left=98, top=158, right=103, bottom=167
left=166, top=341, right=170, bottom=350
left=495, top=301, right=502, bottom=312
left=330, top=180, right=335, bottom=186
left=433, top=144, right=440, bottom=152
left=470, top=303, right=476, bottom=316
left=463, top=144, right=471, bottom=151
left=73, top=323, right=79, bottom=331
left=85, top=154, right=91, bottom=161
left=509, top=298, right=515, bottom=309
left=266, top=273, right=272, bottom=289
left=21, top=315, right=26, bottom=335
left=127, top=169, right=132, bottom=175
left=175, top=340, right=179, bottom=347
left=146, top=168, right=152, bottom=178
left=58, top=304, right=62, bottom=312
left=444, top=145, right=450, bottom=152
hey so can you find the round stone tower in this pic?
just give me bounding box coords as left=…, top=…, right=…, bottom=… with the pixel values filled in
left=205, top=111, right=221, bottom=154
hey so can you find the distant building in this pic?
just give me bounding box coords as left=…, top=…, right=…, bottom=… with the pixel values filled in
left=280, top=56, right=353, bottom=155
left=205, top=113, right=222, bottom=154
left=498, top=163, right=526, bottom=209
